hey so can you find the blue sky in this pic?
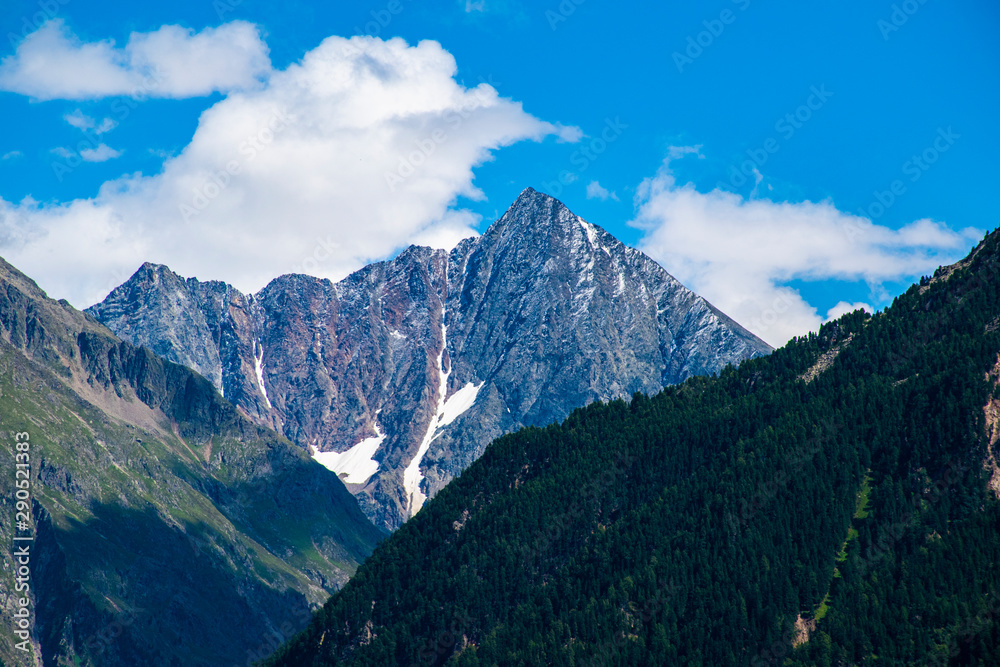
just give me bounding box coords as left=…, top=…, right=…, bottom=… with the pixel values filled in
left=0, top=0, right=997, bottom=345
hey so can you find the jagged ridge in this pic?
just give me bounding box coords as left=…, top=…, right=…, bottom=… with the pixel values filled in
left=88, top=188, right=771, bottom=530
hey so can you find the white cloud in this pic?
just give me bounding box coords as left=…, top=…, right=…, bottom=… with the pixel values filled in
left=0, top=35, right=576, bottom=308
left=96, top=118, right=118, bottom=134
left=0, top=20, right=271, bottom=100
left=1, top=151, right=22, bottom=160
left=825, top=301, right=874, bottom=322
left=465, top=0, right=487, bottom=11
left=51, top=143, right=123, bottom=162
left=631, top=151, right=980, bottom=347
left=586, top=180, right=618, bottom=201
left=79, top=144, right=123, bottom=162
left=64, top=110, right=118, bottom=134
left=64, top=109, right=93, bottom=130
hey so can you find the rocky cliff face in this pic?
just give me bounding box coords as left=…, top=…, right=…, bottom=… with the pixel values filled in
left=89, top=188, right=771, bottom=530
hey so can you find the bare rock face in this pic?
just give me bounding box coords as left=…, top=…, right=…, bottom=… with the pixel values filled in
left=88, top=189, right=771, bottom=530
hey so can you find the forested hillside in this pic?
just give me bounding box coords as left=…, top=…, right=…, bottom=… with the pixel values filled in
left=264, top=229, right=1000, bottom=666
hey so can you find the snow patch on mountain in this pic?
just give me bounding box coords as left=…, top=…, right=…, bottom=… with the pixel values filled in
left=254, top=341, right=272, bottom=409
left=404, top=273, right=485, bottom=517
left=312, top=422, right=385, bottom=485
left=437, top=381, right=483, bottom=430
left=581, top=219, right=598, bottom=247
left=404, top=318, right=450, bottom=516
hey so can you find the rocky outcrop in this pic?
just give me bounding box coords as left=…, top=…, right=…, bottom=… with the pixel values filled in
left=89, top=188, right=771, bottom=530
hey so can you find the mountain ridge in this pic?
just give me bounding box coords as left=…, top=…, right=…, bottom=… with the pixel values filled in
left=88, top=188, right=772, bottom=530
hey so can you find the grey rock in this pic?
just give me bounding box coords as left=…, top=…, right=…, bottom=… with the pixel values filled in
left=89, top=188, right=771, bottom=530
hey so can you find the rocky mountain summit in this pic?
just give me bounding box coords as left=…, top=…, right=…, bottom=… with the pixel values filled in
left=89, top=188, right=771, bottom=530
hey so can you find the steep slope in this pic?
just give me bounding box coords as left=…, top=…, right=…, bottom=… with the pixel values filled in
left=263, top=230, right=1000, bottom=667
left=88, top=188, right=771, bottom=530
left=0, top=256, right=384, bottom=666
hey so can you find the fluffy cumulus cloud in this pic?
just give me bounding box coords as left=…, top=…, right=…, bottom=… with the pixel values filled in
left=0, top=20, right=271, bottom=100
left=0, top=32, right=577, bottom=307
left=631, top=150, right=981, bottom=347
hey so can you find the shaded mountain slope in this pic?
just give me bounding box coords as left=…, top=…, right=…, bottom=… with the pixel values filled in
left=0, top=256, right=384, bottom=666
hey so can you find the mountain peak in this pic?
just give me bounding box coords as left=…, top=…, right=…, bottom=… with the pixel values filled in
left=90, top=188, right=771, bottom=530
left=137, top=260, right=175, bottom=276
left=482, top=186, right=578, bottom=253
left=508, top=186, right=566, bottom=218
left=515, top=185, right=550, bottom=202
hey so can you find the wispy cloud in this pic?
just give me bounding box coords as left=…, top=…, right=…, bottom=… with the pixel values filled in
left=0, top=20, right=271, bottom=100
left=64, top=109, right=118, bottom=134
left=63, top=109, right=92, bottom=130
left=586, top=180, right=618, bottom=201
left=631, top=148, right=980, bottom=346
left=1, top=151, right=22, bottom=160
left=51, top=143, right=123, bottom=162
left=79, top=144, right=123, bottom=162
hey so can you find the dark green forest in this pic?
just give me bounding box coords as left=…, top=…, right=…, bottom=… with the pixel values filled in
left=263, top=230, right=1000, bottom=666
